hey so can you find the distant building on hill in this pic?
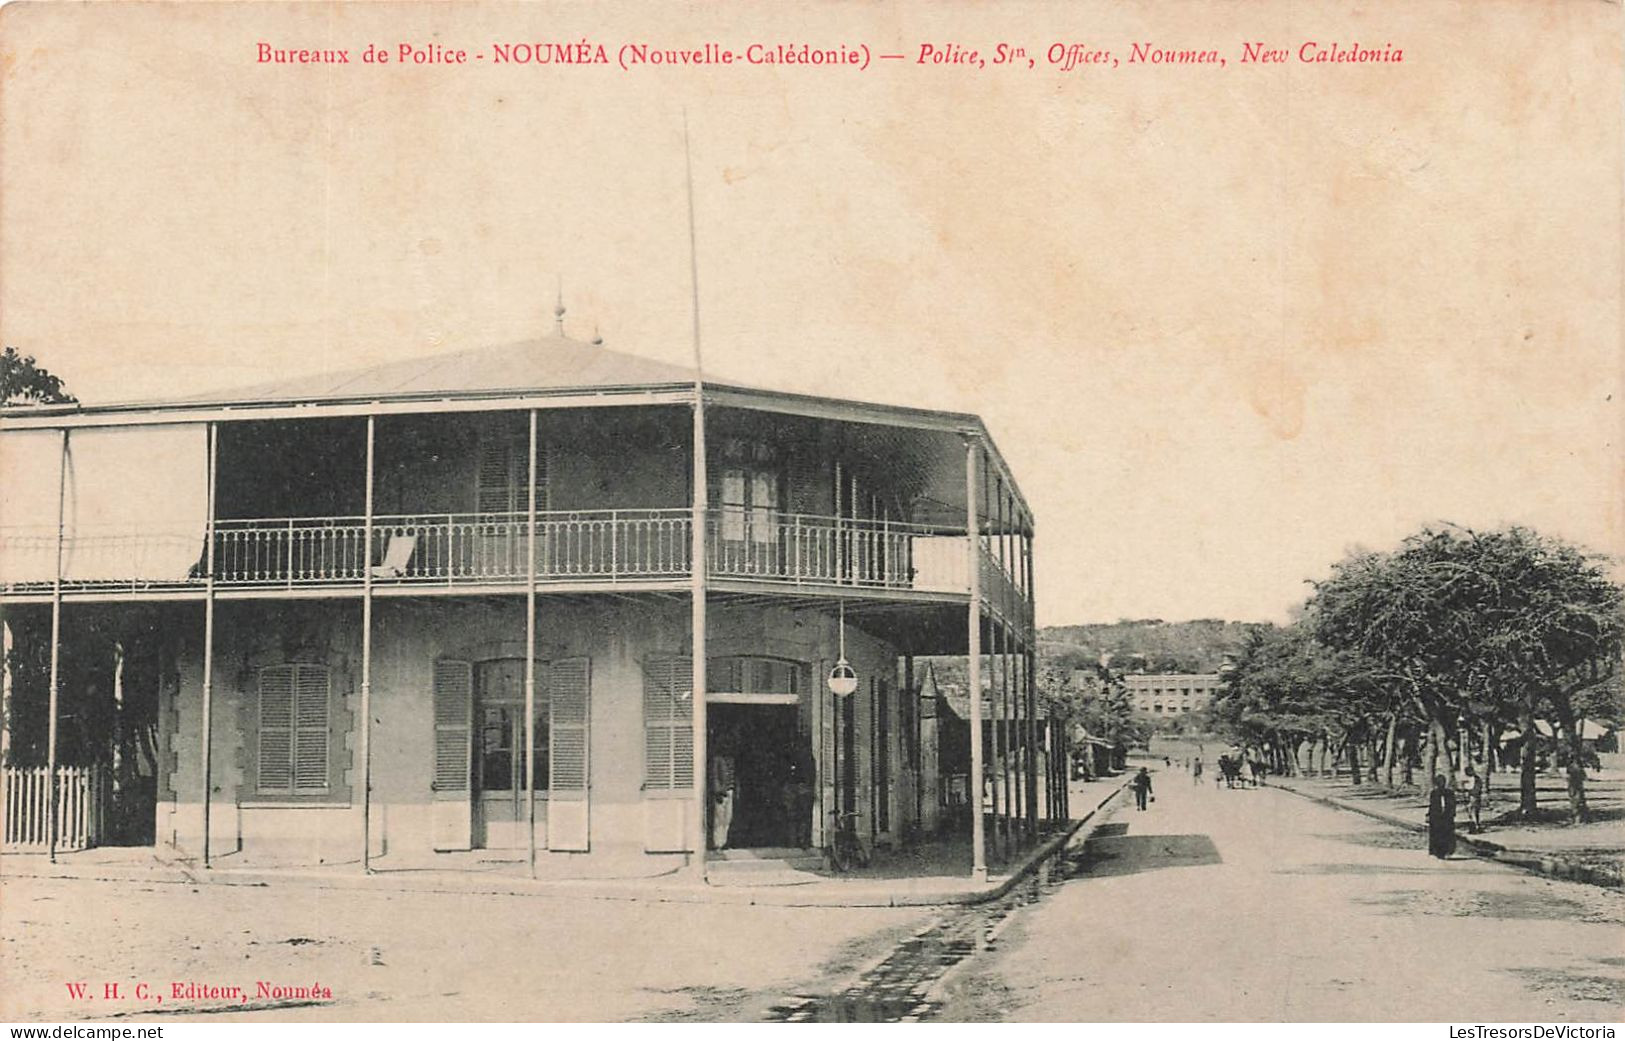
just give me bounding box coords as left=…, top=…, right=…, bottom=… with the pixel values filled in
left=1122, top=673, right=1221, bottom=716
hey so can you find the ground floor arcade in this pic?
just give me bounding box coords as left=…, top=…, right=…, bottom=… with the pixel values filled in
left=1, top=593, right=1066, bottom=875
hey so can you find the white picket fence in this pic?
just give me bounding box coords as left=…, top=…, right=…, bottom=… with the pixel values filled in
left=1, top=765, right=106, bottom=851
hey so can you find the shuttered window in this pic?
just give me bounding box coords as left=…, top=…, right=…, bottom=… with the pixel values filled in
left=475, top=429, right=546, bottom=515
left=549, top=657, right=591, bottom=793
left=433, top=659, right=474, bottom=792
left=643, top=656, right=694, bottom=791
left=258, top=664, right=331, bottom=795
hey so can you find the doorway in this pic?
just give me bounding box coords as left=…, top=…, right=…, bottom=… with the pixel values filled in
left=707, top=703, right=810, bottom=850
left=473, top=658, right=543, bottom=850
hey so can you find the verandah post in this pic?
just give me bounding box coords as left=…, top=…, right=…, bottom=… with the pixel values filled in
left=46, top=429, right=68, bottom=862
left=1025, top=512, right=1039, bottom=837
left=360, top=415, right=375, bottom=872
left=525, top=408, right=538, bottom=876
left=201, top=423, right=218, bottom=867
left=989, top=463, right=1008, bottom=862
left=998, top=604, right=1011, bottom=856
left=997, top=484, right=1012, bottom=849
left=965, top=437, right=986, bottom=883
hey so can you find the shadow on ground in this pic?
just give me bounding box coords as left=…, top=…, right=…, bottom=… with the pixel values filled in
left=1354, top=887, right=1625, bottom=924
left=1311, top=829, right=1428, bottom=851
left=1489, top=806, right=1625, bottom=827
left=1275, top=861, right=1499, bottom=878
left=1507, top=967, right=1625, bottom=1006
left=1067, top=833, right=1222, bottom=879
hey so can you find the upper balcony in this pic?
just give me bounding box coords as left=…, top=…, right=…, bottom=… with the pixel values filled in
left=0, top=508, right=1029, bottom=627
left=0, top=333, right=1034, bottom=631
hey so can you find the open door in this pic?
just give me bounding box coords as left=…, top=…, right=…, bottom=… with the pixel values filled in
left=431, top=659, right=474, bottom=851
left=547, top=656, right=591, bottom=851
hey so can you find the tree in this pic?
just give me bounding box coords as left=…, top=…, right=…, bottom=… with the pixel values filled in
left=1, top=347, right=75, bottom=405
left=1210, top=623, right=1391, bottom=779
left=1043, top=656, right=1145, bottom=764
left=1469, top=528, right=1623, bottom=821
left=1312, top=526, right=1623, bottom=821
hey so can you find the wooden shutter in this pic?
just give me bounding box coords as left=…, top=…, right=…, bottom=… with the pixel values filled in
left=476, top=435, right=515, bottom=514
left=548, top=656, right=591, bottom=851
left=642, top=656, right=693, bottom=790
left=431, top=658, right=473, bottom=850
left=293, top=665, right=330, bottom=791
left=475, top=430, right=543, bottom=511
left=787, top=447, right=821, bottom=514
left=433, top=659, right=473, bottom=792
left=258, top=666, right=295, bottom=793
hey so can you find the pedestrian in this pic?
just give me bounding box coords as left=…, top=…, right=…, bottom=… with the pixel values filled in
left=1250, top=758, right=1265, bottom=787
left=1426, top=774, right=1457, bottom=859
left=1460, top=762, right=1484, bottom=833
left=1131, top=766, right=1153, bottom=810
left=1192, top=757, right=1204, bottom=785
left=708, top=747, right=738, bottom=851
left=783, top=735, right=817, bottom=848
left=1565, top=758, right=1589, bottom=824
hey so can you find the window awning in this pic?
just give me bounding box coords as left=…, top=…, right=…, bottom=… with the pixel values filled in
left=0, top=424, right=209, bottom=584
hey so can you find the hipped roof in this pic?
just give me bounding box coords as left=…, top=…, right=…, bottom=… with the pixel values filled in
left=1, top=331, right=1034, bottom=523
left=168, top=333, right=702, bottom=406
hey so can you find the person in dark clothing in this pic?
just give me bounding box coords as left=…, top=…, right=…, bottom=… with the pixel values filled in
left=1131, top=766, right=1153, bottom=810
left=783, top=736, right=817, bottom=847
left=1426, top=774, right=1457, bottom=859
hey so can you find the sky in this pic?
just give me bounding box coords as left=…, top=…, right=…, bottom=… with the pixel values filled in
left=2, top=1, right=1620, bottom=627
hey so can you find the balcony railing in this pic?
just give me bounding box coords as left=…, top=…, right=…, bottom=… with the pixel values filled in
left=979, top=545, right=1029, bottom=627
left=1, top=510, right=984, bottom=599
left=213, top=509, right=695, bottom=587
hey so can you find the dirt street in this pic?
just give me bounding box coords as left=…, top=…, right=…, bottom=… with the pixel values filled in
left=933, top=765, right=1625, bottom=1021
left=7, top=769, right=1622, bottom=1023
left=0, top=873, right=930, bottom=1022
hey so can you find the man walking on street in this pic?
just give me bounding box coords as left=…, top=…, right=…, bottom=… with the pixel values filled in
left=1192, top=757, right=1204, bottom=785
left=1131, top=766, right=1153, bottom=810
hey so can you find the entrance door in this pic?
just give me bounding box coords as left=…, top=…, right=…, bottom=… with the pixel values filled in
left=707, top=704, right=808, bottom=850
left=475, top=658, right=533, bottom=850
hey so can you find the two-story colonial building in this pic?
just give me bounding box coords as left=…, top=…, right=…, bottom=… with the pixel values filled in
left=0, top=328, right=1059, bottom=882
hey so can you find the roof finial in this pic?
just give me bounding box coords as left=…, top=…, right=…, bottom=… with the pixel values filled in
left=554, top=276, right=566, bottom=333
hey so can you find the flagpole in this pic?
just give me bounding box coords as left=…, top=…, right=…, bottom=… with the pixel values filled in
left=684, top=110, right=710, bottom=883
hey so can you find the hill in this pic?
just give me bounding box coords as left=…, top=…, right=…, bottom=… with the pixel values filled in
left=1039, top=619, right=1271, bottom=674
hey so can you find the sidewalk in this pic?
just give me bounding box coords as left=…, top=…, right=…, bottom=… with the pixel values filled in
left=0, top=776, right=1128, bottom=908
left=1272, top=770, right=1625, bottom=888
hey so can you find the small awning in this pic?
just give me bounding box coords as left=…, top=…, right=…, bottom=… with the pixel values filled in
left=0, top=424, right=208, bottom=583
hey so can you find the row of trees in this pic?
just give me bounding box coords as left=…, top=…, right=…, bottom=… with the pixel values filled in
left=1211, top=525, right=1622, bottom=823
left=1041, top=658, right=1151, bottom=757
